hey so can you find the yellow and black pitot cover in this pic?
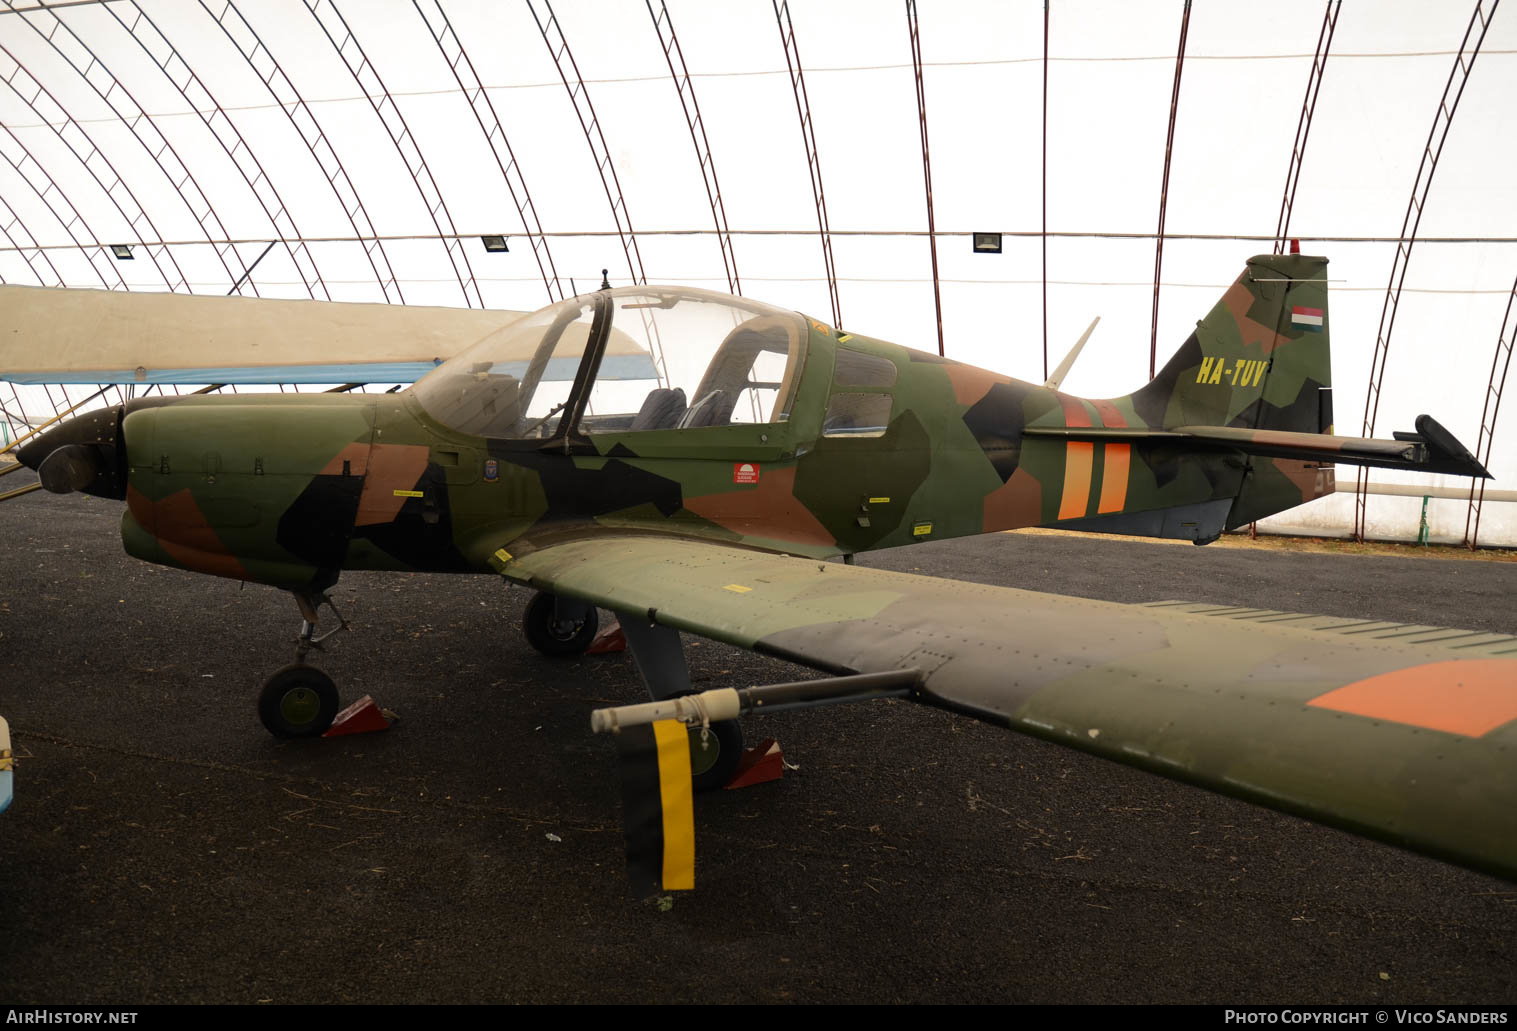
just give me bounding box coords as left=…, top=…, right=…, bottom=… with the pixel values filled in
left=616, top=719, right=695, bottom=894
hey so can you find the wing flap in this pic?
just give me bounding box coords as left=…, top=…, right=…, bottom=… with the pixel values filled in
left=502, top=536, right=1517, bottom=881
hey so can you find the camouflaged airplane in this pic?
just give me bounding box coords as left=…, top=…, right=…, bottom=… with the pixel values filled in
left=7, top=252, right=1516, bottom=882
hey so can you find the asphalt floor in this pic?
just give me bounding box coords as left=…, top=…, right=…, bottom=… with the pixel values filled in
left=1, top=484, right=1514, bottom=1005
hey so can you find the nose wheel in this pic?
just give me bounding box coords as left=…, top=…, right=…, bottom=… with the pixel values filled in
left=257, top=590, right=350, bottom=739
left=258, top=665, right=340, bottom=739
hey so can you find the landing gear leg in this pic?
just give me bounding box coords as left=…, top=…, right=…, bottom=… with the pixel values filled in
left=616, top=612, right=743, bottom=791
left=257, top=590, right=349, bottom=739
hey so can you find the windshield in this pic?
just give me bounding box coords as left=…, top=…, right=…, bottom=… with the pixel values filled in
left=412, top=287, right=806, bottom=440
left=411, top=296, right=601, bottom=438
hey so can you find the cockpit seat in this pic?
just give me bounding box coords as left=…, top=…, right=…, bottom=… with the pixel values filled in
left=629, top=387, right=687, bottom=431
left=678, top=389, right=735, bottom=429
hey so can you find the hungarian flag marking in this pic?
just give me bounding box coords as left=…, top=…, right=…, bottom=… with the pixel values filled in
left=1291, top=306, right=1324, bottom=332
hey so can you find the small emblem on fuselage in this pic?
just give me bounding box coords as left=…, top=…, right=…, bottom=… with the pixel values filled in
left=734, top=462, right=759, bottom=485
left=484, top=459, right=499, bottom=482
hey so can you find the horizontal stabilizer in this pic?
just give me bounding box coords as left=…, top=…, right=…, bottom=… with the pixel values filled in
left=1024, top=415, right=1491, bottom=479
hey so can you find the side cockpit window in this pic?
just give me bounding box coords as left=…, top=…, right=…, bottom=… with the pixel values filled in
left=823, top=393, right=893, bottom=437
left=834, top=347, right=897, bottom=388
left=823, top=346, right=896, bottom=437
left=581, top=290, right=806, bottom=434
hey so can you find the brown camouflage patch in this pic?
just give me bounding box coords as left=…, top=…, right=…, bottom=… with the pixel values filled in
left=125, top=482, right=153, bottom=534
left=943, top=363, right=1014, bottom=407
left=319, top=442, right=370, bottom=477
left=356, top=443, right=429, bottom=526
left=683, top=465, right=836, bottom=548
left=1220, top=280, right=1286, bottom=355
left=1273, top=458, right=1333, bottom=502
left=982, top=466, right=1043, bottom=532
left=137, top=486, right=250, bottom=581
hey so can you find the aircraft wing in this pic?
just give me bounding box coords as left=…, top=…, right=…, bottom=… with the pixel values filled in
left=495, top=535, right=1517, bottom=881
left=0, top=284, right=527, bottom=385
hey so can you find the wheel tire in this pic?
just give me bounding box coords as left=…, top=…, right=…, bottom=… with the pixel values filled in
left=672, top=694, right=744, bottom=792
left=523, top=591, right=599, bottom=657
left=258, top=664, right=340, bottom=739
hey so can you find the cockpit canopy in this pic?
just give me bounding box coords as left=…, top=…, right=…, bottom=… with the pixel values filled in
left=411, top=287, right=807, bottom=440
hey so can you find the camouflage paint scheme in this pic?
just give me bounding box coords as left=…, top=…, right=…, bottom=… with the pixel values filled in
left=18, top=253, right=1513, bottom=880
left=99, top=253, right=1355, bottom=589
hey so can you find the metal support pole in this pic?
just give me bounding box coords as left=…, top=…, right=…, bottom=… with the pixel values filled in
left=302, top=0, right=482, bottom=308
left=527, top=0, right=647, bottom=287
left=0, top=43, right=185, bottom=292
left=774, top=0, right=842, bottom=328
left=1354, top=0, right=1497, bottom=540
left=648, top=0, right=741, bottom=296
left=907, top=0, right=944, bottom=357
left=8, top=3, right=251, bottom=293
left=0, top=192, right=66, bottom=288
left=1463, top=269, right=1517, bottom=549
left=227, top=242, right=278, bottom=296
left=1272, top=1, right=1341, bottom=253
left=105, top=1, right=333, bottom=300
left=1149, top=0, right=1191, bottom=379
left=0, top=127, right=120, bottom=290
left=1042, top=0, right=1050, bottom=380
left=1254, top=0, right=1340, bottom=539
left=203, top=0, right=406, bottom=303
left=413, top=0, right=565, bottom=304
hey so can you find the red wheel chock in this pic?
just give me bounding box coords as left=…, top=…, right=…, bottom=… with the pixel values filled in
left=323, top=695, right=394, bottom=737
left=587, top=622, right=628, bottom=654
left=725, top=738, right=784, bottom=790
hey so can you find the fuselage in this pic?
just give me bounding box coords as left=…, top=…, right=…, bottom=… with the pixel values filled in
left=20, top=279, right=1333, bottom=592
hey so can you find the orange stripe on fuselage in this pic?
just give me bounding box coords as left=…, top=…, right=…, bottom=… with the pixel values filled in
left=1057, top=398, right=1094, bottom=520
left=1089, top=400, right=1130, bottom=514
left=1098, top=444, right=1130, bottom=513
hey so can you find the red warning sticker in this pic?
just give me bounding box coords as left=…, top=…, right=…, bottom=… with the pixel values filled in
left=733, top=462, right=760, bottom=484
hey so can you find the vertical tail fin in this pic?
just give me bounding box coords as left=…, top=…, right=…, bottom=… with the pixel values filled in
left=1128, top=253, right=1331, bottom=434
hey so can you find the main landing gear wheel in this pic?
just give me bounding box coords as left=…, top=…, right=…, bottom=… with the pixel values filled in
left=671, top=692, right=744, bottom=792
left=258, top=665, right=340, bottom=739
left=523, top=592, right=599, bottom=657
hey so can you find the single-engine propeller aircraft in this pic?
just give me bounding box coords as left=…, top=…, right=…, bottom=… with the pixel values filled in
left=7, top=252, right=1515, bottom=882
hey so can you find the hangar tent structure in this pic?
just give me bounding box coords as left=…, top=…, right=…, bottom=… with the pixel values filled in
left=0, top=0, right=1513, bottom=546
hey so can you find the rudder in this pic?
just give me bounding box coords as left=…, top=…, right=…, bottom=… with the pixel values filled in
left=1128, top=253, right=1331, bottom=435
